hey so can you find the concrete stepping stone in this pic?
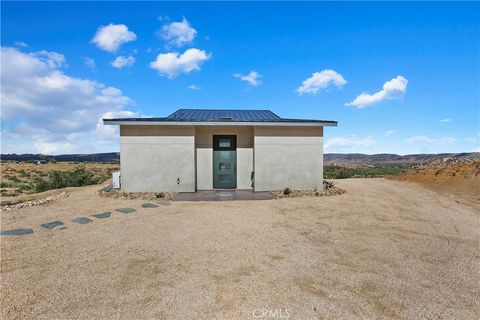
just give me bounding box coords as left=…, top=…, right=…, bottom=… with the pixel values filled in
left=92, top=212, right=111, bottom=219
left=41, top=220, right=64, bottom=230
left=141, top=203, right=159, bottom=208
left=115, top=208, right=136, bottom=214
left=72, top=217, right=93, bottom=224
left=1, top=229, right=33, bottom=236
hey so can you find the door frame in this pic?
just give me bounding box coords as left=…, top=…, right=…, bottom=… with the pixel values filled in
left=212, top=135, right=237, bottom=189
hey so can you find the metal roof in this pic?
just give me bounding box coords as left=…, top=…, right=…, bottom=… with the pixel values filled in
left=103, top=108, right=337, bottom=126
left=168, top=109, right=281, bottom=121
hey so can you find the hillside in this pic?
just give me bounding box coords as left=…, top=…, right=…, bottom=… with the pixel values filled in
left=1, top=152, right=120, bottom=162
left=324, top=152, right=479, bottom=165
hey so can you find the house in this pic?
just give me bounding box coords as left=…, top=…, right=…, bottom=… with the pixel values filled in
left=103, top=109, right=337, bottom=192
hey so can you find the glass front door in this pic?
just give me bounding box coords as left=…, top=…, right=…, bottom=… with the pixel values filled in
left=213, top=135, right=237, bottom=189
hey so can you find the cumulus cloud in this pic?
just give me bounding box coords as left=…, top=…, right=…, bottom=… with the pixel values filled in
left=0, top=47, right=136, bottom=154
left=385, top=129, right=396, bottom=137
left=346, top=75, right=408, bottom=108
left=325, top=135, right=376, bottom=152
left=92, top=23, right=137, bottom=52
left=111, top=55, right=135, bottom=69
left=234, top=71, right=262, bottom=86
left=296, top=69, right=346, bottom=95
left=149, top=48, right=210, bottom=78
left=159, top=17, right=197, bottom=47
left=405, top=136, right=435, bottom=144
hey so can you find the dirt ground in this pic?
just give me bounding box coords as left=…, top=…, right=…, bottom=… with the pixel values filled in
left=392, top=161, right=480, bottom=204
left=1, top=179, right=479, bottom=319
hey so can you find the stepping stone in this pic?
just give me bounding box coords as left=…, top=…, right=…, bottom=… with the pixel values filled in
left=141, top=203, right=159, bottom=208
left=1, top=229, right=33, bottom=236
left=72, top=217, right=93, bottom=224
left=92, top=212, right=111, bottom=219
left=41, top=220, right=64, bottom=230
left=115, top=208, right=136, bottom=214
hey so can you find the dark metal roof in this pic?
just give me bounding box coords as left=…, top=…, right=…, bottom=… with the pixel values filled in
left=168, top=109, right=281, bottom=121
left=103, top=108, right=337, bottom=126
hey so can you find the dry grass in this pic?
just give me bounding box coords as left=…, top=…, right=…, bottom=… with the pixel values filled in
left=1, top=178, right=479, bottom=319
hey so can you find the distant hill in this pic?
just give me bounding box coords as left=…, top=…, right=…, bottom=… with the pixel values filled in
left=0, top=152, right=119, bottom=162
left=1, top=152, right=478, bottom=164
left=324, top=152, right=480, bottom=165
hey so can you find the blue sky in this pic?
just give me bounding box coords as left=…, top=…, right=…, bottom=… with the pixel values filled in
left=1, top=1, right=479, bottom=155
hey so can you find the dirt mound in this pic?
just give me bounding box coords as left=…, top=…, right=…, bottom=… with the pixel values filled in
left=392, top=160, right=480, bottom=203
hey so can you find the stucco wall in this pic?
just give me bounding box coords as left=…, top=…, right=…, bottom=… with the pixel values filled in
left=195, top=126, right=253, bottom=190
left=254, top=126, right=324, bottom=191
left=120, top=125, right=195, bottom=192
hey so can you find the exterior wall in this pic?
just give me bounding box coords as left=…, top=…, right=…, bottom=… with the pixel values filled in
left=195, top=126, right=254, bottom=190
left=254, top=126, right=324, bottom=191
left=120, top=125, right=195, bottom=192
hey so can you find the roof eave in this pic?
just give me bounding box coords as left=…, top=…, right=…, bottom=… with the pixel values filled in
left=103, top=119, right=338, bottom=127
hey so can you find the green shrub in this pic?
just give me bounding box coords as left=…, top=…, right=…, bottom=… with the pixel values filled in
left=283, top=187, right=291, bottom=195
left=156, top=192, right=165, bottom=198
left=34, top=167, right=100, bottom=192
left=0, top=180, right=32, bottom=190
left=18, top=169, right=28, bottom=177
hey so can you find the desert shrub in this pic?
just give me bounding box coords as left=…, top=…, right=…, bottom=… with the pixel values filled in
left=0, top=180, right=32, bottom=190
left=18, top=169, right=28, bottom=177
left=9, top=175, right=21, bottom=183
left=156, top=192, right=165, bottom=198
left=283, top=187, right=291, bottom=195
left=324, top=165, right=411, bottom=179
left=34, top=167, right=100, bottom=192
left=323, top=179, right=335, bottom=189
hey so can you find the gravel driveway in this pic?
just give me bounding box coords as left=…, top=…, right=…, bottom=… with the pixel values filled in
left=1, top=179, right=479, bottom=319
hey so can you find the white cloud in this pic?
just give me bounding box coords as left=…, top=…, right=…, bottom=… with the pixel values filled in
left=346, top=75, right=408, bottom=108
left=83, top=57, right=96, bottom=70
left=439, top=118, right=451, bottom=123
left=385, top=129, right=395, bottom=137
left=405, top=136, right=435, bottom=144
left=464, top=137, right=477, bottom=144
left=0, top=47, right=136, bottom=154
left=325, top=135, right=376, bottom=152
left=150, top=48, right=210, bottom=78
left=14, top=41, right=28, bottom=48
left=187, top=85, right=200, bottom=90
left=111, top=55, right=135, bottom=69
left=439, top=137, right=457, bottom=145
left=234, top=71, right=262, bottom=86
left=159, top=17, right=197, bottom=47
left=296, top=69, right=346, bottom=95
left=92, top=23, right=137, bottom=52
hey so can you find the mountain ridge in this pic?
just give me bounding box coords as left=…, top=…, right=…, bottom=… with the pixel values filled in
left=1, top=152, right=478, bottom=164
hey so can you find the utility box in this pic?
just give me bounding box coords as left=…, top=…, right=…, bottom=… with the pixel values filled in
left=112, top=171, right=121, bottom=189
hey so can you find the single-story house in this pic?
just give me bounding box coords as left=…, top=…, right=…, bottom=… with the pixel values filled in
left=103, top=109, right=337, bottom=192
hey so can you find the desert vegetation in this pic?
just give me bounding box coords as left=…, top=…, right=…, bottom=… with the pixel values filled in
left=0, top=162, right=119, bottom=197
left=324, top=165, right=411, bottom=179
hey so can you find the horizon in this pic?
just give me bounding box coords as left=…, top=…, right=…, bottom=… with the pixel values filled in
left=1, top=2, right=479, bottom=155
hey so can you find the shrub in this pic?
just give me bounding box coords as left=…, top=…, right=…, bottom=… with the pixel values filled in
left=283, top=187, right=291, bottom=195
left=34, top=167, right=100, bottom=192
left=156, top=192, right=165, bottom=198
left=323, top=179, right=335, bottom=189
left=18, top=169, right=28, bottom=177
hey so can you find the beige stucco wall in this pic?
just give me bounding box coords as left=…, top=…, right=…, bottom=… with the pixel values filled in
left=253, top=126, right=324, bottom=191
left=120, top=125, right=195, bottom=192
left=195, top=126, right=254, bottom=190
